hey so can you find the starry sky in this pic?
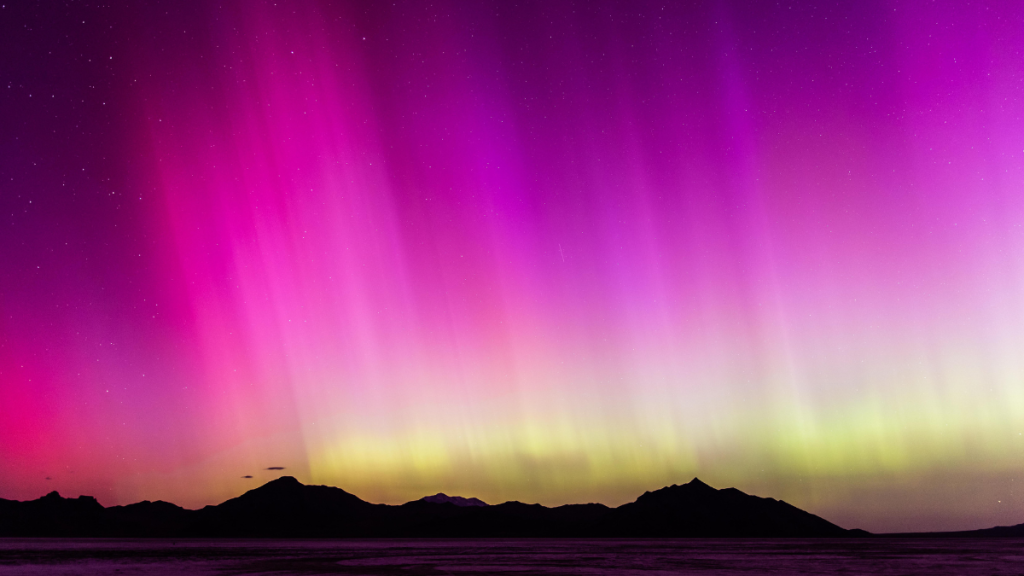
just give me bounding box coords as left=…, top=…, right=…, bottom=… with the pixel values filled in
left=2, top=0, right=1023, bottom=534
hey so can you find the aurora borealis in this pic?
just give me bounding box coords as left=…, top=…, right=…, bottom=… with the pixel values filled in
left=2, top=0, right=1023, bottom=534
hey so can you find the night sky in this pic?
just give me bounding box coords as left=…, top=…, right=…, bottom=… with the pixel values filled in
left=2, top=0, right=1023, bottom=534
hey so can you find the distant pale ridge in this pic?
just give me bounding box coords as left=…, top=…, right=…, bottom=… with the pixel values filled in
left=421, top=493, right=488, bottom=507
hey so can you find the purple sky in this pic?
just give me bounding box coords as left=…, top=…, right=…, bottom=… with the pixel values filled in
left=1, top=0, right=1023, bottom=533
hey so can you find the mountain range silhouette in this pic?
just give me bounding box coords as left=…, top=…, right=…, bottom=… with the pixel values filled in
left=4, top=476, right=1005, bottom=538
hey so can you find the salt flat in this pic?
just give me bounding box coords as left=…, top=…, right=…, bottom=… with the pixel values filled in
left=2, top=538, right=1023, bottom=575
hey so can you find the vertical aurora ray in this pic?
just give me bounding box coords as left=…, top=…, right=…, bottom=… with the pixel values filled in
left=1, top=0, right=1023, bottom=532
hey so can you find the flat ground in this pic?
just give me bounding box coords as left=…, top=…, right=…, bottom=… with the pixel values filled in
left=1, top=538, right=1022, bottom=575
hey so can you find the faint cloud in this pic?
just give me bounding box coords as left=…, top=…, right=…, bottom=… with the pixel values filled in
left=266, top=467, right=285, bottom=470
left=242, top=475, right=253, bottom=479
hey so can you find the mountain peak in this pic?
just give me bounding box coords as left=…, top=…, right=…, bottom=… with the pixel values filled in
left=620, top=478, right=851, bottom=537
left=632, top=478, right=720, bottom=506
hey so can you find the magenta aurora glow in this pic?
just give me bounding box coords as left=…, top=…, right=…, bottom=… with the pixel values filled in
left=1, top=1, right=1023, bottom=534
